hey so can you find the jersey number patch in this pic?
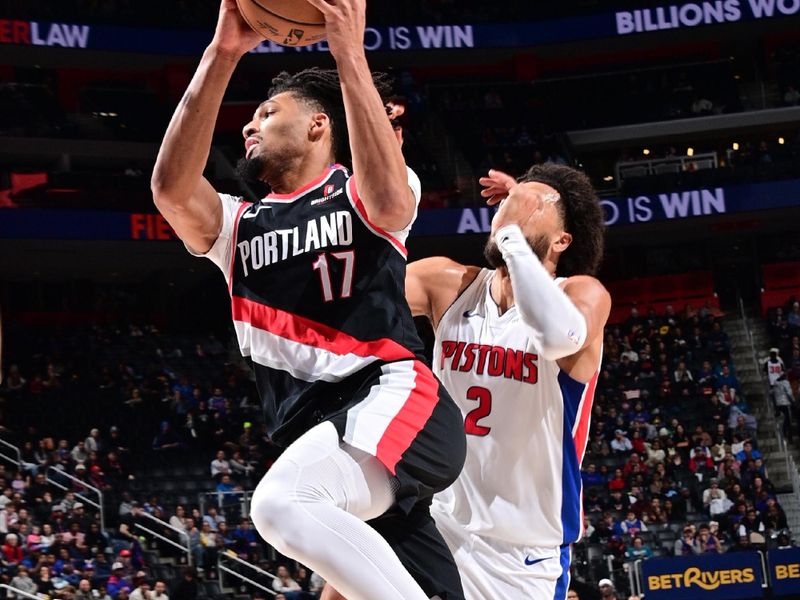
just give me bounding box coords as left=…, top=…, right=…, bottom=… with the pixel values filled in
left=312, top=251, right=355, bottom=303
left=464, top=386, right=492, bottom=436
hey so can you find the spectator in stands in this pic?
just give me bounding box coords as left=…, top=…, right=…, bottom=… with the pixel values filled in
left=210, top=450, right=230, bottom=480
left=674, top=526, right=699, bottom=556
left=702, top=479, right=728, bottom=518
left=611, top=430, right=633, bottom=454
left=771, top=373, right=795, bottom=441
left=2, top=532, right=23, bottom=573
left=74, top=578, right=93, bottom=600
left=598, top=578, right=615, bottom=598
left=152, top=581, right=169, bottom=600
left=10, top=565, right=37, bottom=596
left=735, top=441, right=762, bottom=463
left=169, top=505, right=187, bottom=531
left=764, top=348, right=785, bottom=386
left=737, top=509, right=766, bottom=539
left=194, top=521, right=217, bottom=573
left=762, top=499, right=788, bottom=532
left=229, top=450, right=254, bottom=481
left=34, top=565, right=55, bottom=597
left=108, top=562, right=132, bottom=598
left=116, top=503, right=142, bottom=546
left=729, top=534, right=752, bottom=552
left=695, top=524, right=722, bottom=553
left=608, top=469, right=626, bottom=492
left=152, top=422, right=182, bottom=452
left=581, top=463, right=605, bottom=488
left=232, top=518, right=260, bottom=562
left=625, top=536, right=653, bottom=561
left=130, top=580, right=152, bottom=600
left=203, top=506, right=224, bottom=531
left=689, top=446, right=714, bottom=474
left=215, top=474, right=242, bottom=497
left=619, top=511, right=647, bottom=536
left=273, top=564, right=303, bottom=599
left=85, top=429, right=102, bottom=454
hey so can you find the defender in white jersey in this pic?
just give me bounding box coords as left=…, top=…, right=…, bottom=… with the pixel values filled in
left=406, top=164, right=610, bottom=599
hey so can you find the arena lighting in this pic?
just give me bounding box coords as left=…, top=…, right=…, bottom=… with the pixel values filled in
left=643, top=148, right=651, bottom=156
left=778, top=137, right=785, bottom=145
left=732, top=142, right=740, bottom=151
left=603, top=175, right=614, bottom=182
left=687, top=147, right=695, bottom=157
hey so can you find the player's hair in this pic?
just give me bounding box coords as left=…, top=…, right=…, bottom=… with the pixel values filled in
left=518, top=163, right=605, bottom=277
left=268, top=67, right=394, bottom=169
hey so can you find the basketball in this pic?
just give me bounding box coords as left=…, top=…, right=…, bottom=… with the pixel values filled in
left=236, top=0, right=326, bottom=47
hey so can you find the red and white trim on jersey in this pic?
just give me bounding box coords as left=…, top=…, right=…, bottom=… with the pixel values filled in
left=345, top=177, right=408, bottom=258
left=571, top=371, right=598, bottom=463
left=227, top=201, right=253, bottom=294
left=263, top=164, right=346, bottom=203
left=344, top=360, right=439, bottom=474
left=231, top=295, right=414, bottom=382
left=570, top=370, right=598, bottom=541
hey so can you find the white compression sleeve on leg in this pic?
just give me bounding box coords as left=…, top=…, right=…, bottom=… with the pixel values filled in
left=250, top=422, right=430, bottom=600
left=496, top=224, right=587, bottom=360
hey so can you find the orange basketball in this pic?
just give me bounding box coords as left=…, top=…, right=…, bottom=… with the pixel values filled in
left=236, top=0, right=326, bottom=47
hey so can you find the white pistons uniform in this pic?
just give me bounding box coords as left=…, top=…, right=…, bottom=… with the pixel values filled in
left=430, top=268, right=598, bottom=600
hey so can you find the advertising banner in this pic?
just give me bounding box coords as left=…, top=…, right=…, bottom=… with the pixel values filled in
left=769, top=547, right=800, bottom=596
left=1, top=177, right=800, bottom=241
left=641, top=552, right=762, bottom=600
left=2, top=2, right=800, bottom=56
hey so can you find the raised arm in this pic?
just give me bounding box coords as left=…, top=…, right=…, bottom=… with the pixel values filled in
left=308, top=0, right=415, bottom=232
left=150, top=0, right=262, bottom=253
left=406, top=258, right=480, bottom=328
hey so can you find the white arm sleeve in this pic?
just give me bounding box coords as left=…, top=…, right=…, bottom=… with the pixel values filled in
left=496, top=224, right=588, bottom=360
left=184, top=193, right=244, bottom=285
left=386, top=167, right=422, bottom=245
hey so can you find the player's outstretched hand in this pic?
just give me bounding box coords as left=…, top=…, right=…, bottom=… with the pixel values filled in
left=479, top=169, right=517, bottom=205
left=210, top=0, right=265, bottom=59
left=306, top=0, right=367, bottom=60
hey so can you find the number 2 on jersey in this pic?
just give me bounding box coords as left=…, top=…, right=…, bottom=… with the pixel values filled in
left=312, top=251, right=355, bottom=302
left=464, top=386, right=492, bottom=436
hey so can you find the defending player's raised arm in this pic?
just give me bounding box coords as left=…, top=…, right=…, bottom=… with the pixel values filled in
left=308, top=0, right=416, bottom=232
left=151, top=0, right=262, bottom=253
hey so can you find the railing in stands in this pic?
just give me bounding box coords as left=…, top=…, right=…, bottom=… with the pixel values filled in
left=45, top=466, right=105, bottom=532
left=0, top=584, right=42, bottom=599
left=616, top=152, right=718, bottom=183
left=0, top=439, right=21, bottom=470
left=198, top=490, right=255, bottom=522
left=134, top=510, right=192, bottom=566
left=0, top=438, right=107, bottom=532
left=737, top=296, right=795, bottom=494
left=217, top=550, right=277, bottom=597
left=789, top=454, right=800, bottom=509
left=629, top=559, right=643, bottom=597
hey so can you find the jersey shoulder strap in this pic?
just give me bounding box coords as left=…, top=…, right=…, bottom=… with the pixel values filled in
left=435, top=268, right=493, bottom=336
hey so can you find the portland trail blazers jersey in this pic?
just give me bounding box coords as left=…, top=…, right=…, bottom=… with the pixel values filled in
left=431, top=269, right=599, bottom=548
left=189, top=165, right=425, bottom=446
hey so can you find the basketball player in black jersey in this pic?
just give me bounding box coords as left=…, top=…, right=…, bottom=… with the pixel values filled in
left=151, top=1, right=466, bottom=599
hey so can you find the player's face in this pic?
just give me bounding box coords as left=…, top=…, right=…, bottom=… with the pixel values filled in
left=238, top=92, right=320, bottom=183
